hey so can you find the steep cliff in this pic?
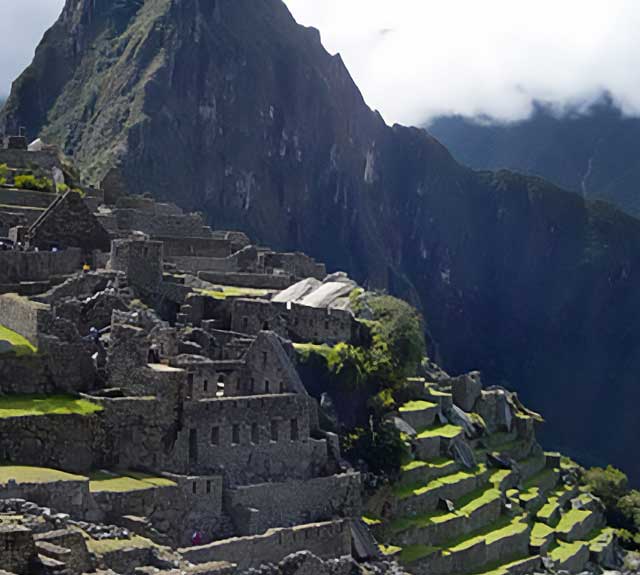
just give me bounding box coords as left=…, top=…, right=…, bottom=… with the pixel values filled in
left=3, top=0, right=640, bottom=482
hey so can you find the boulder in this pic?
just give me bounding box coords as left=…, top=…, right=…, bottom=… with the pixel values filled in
left=451, top=372, right=482, bottom=412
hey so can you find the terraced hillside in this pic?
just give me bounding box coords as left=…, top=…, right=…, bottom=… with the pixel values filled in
left=365, top=377, right=618, bottom=575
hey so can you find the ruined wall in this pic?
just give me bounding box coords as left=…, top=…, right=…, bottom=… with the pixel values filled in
left=280, top=303, right=353, bottom=345
left=0, top=476, right=91, bottom=517
left=0, top=248, right=84, bottom=284
left=0, top=293, right=52, bottom=345
left=0, top=525, right=36, bottom=575
left=0, top=188, right=55, bottom=209
left=108, top=239, right=163, bottom=294
left=263, top=252, right=326, bottom=280
left=199, top=271, right=295, bottom=290
left=112, top=209, right=211, bottom=238
left=225, top=473, right=361, bottom=535
left=0, top=413, right=100, bottom=473
left=170, top=394, right=328, bottom=484
left=230, top=299, right=287, bottom=337
left=0, top=149, right=62, bottom=171
left=159, top=237, right=235, bottom=258
left=180, top=520, right=351, bottom=569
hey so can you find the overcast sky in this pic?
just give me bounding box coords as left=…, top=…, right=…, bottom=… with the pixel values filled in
left=2, top=0, right=640, bottom=126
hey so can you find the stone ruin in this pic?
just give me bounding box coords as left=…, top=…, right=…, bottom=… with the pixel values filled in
left=0, top=148, right=623, bottom=575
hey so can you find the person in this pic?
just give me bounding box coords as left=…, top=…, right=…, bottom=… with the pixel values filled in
left=82, top=262, right=91, bottom=273
left=191, top=530, right=203, bottom=546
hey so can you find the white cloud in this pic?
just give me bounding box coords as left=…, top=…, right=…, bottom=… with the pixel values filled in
left=0, top=0, right=65, bottom=97
left=3, top=1, right=640, bottom=128
left=284, top=0, right=640, bottom=125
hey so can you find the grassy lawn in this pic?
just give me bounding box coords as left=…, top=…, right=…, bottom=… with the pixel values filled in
left=399, top=400, right=437, bottom=412
left=0, top=325, right=37, bottom=356
left=0, top=395, right=103, bottom=418
left=416, top=424, right=463, bottom=440
left=89, top=471, right=176, bottom=493
left=401, top=457, right=452, bottom=473
left=197, top=285, right=271, bottom=300
left=0, top=466, right=85, bottom=485
left=443, top=515, right=528, bottom=553
left=556, top=508, right=592, bottom=535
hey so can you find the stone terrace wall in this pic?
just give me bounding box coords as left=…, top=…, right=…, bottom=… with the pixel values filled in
left=0, top=248, right=83, bottom=284
left=0, top=188, right=55, bottom=208
left=0, top=413, right=100, bottom=473
left=225, top=473, right=361, bottom=535
left=0, top=354, right=48, bottom=394
left=180, top=520, right=351, bottom=569
left=0, top=149, right=62, bottom=171
left=199, top=271, right=295, bottom=290
left=113, top=209, right=212, bottom=238
left=0, top=476, right=91, bottom=517
left=169, top=394, right=329, bottom=484
left=159, top=237, right=236, bottom=258
left=0, top=293, right=52, bottom=345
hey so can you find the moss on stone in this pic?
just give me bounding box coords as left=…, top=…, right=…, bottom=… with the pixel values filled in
left=0, top=324, right=37, bottom=356
left=399, top=400, right=437, bottom=413
left=416, top=424, right=463, bottom=440
left=0, top=395, right=103, bottom=418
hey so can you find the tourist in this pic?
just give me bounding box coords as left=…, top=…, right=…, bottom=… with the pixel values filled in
left=191, top=530, right=203, bottom=546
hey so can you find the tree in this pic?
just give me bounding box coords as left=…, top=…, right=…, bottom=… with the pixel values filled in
left=619, top=490, right=640, bottom=530
left=583, top=465, right=628, bottom=509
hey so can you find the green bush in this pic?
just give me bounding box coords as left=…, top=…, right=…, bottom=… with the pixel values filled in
left=620, top=490, right=640, bottom=530
left=342, top=419, right=409, bottom=475
left=583, top=465, right=628, bottom=509
left=0, top=163, right=8, bottom=186
left=14, top=174, right=54, bottom=193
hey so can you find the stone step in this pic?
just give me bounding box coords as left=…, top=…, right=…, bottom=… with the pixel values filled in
left=37, top=553, right=68, bottom=573
left=547, top=540, right=590, bottom=574
left=398, top=400, right=439, bottom=430
left=470, top=554, right=542, bottom=575
left=412, top=424, right=464, bottom=460
left=555, top=507, right=602, bottom=542
left=35, top=540, right=72, bottom=563
left=393, top=465, right=490, bottom=517
left=399, top=458, right=461, bottom=488
left=389, top=486, right=503, bottom=548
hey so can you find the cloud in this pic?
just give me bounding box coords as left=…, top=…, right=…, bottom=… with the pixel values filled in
left=0, top=0, right=65, bottom=98
left=284, top=0, right=640, bottom=126
left=3, top=1, right=640, bottom=128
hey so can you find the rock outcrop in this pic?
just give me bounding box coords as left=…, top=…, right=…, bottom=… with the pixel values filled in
left=4, top=0, right=640, bottom=483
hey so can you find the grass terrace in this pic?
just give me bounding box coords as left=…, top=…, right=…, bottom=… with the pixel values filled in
left=89, top=471, right=176, bottom=493
left=0, top=466, right=85, bottom=485
left=556, top=508, right=592, bottom=536
left=0, top=395, right=103, bottom=418
left=416, top=424, right=463, bottom=440
left=197, top=285, right=271, bottom=300
left=0, top=325, right=37, bottom=356
left=399, top=400, right=437, bottom=412
left=85, top=534, right=157, bottom=555
left=399, top=544, right=439, bottom=563
left=394, top=464, right=487, bottom=500
left=549, top=540, right=587, bottom=563
left=442, top=515, right=528, bottom=554
left=530, top=522, right=555, bottom=548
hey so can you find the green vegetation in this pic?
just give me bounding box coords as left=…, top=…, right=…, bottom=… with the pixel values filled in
left=549, top=540, right=586, bottom=563
left=0, top=395, right=103, bottom=418
left=393, top=465, right=486, bottom=500
left=0, top=466, right=85, bottom=485
left=197, top=286, right=270, bottom=300
left=0, top=163, right=8, bottom=185
left=89, top=471, right=176, bottom=493
left=0, top=325, right=37, bottom=356
left=342, top=420, right=409, bottom=475
left=398, top=544, right=438, bottom=563
left=416, top=424, right=463, bottom=440
left=584, top=465, right=628, bottom=508
left=556, top=508, right=592, bottom=535
left=85, top=534, right=157, bottom=554
left=378, top=543, right=402, bottom=557
left=14, top=174, right=54, bottom=193
left=399, top=400, right=437, bottom=412
left=443, top=515, right=528, bottom=553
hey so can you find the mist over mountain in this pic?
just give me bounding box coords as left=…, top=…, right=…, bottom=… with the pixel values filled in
left=429, top=96, right=640, bottom=217
left=3, top=0, right=640, bottom=483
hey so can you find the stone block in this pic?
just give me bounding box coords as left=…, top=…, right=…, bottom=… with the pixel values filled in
left=451, top=372, right=482, bottom=412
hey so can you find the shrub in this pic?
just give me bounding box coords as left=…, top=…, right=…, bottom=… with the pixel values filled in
left=0, top=163, right=8, bottom=185
left=342, top=419, right=409, bottom=475
left=583, top=465, right=628, bottom=509
left=620, top=490, right=640, bottom=530
left=14, top=174, right=54, bottom=193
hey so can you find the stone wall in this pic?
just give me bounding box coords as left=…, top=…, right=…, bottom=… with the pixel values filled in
left=262, top=252, right=326, bottom=280
left=0, top=248, right=84, bottom=284
left=179, top=520, right=351, bottom=569
left=0, top=293, right=52, bottom=345
left=28, top=191, right=111, bottom=253
left=109, top=239, right=163, bottom=294
left=0, top=148, right=62, bottom=172
left=0, top=354, right=48, bottom=394
left=0, top=524, right=36, bottom=575
left=0, top=413, right=100, bottom=473
left=0, top=188, right=55, bottom=208
left=0, top=476, right=91, bottom=517
left=199, top=271, right=295, bottom=290
left=225, top=473, right=361, bottom=535
left=112, top=209, right=211, bottom=238
left=230, top=299, right=287, bottom=337
left=169, top=394, right=329, bottom=484
left=159, top=237, right=236, bottom=258
left=281, top=303, right=354, bottom=345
